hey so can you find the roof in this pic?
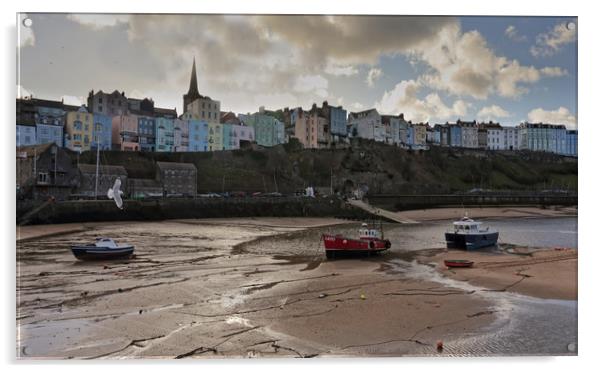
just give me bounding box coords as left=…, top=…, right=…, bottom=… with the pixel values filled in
left=16, top=143, right=54, bottom=158
left=78, top=164, right=128, bottom=175
left=129, top=178, right=161, bottom=188
left=30, top=98, right=65, bottom=109
left=156, top=161, right=197, bottom=171
left=154, top=107, right=178, bottom=118
left=348, top=108, right=379, bottom=119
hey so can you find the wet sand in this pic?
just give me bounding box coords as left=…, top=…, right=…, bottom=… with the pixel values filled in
left=16, top=211, right=577, bottom=358
left=414, top=247, right=577, bottom=300
left=390, top=206, right=577, bottom=222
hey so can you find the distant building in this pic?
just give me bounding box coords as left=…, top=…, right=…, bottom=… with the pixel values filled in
left=174, top=119, right=189, bottom=152
left=155, top=117, right=175, bottom=152
left=458, top=120, right=478, bottom=148
left=87, top=90, right=128, bottom=116
left=16, top=143, right=79, bottom=200
left=154, top=107, right=178, bottom=119
left=208, top=122, right=223, bottom=151
left=244, top=107, right=285, bottom=147
left=479, top=122, right=503, bottom=150
left=449, top=123, right=462, bottom=147
left=16, top=125, right=36, bottom=147
left=503, top=127, right=519, bottom=151
left=76, top=164, right=128, bottom=197
left=381, top=115, right=401, bottom=145
left=24, top=98, right=66, bottom=147
left=433, top=124, right=449, bottom=146
left=112, top=114, right=139, bottom=151
left=348, top=109, right=383, bottom=141
left=220, top=111, right=241, bottom=125
left=64, top=106, right=93, bottom=152
left=222, top=123, right=255, bottom=150
left=127, top=97, right=155, bottom=116
left=183, top=58, right=221, bottom=125
left=137, top=116, right=156, bottom=152
left=188, top=119, right=209, bottom=152
left=518, top=122, right=568, bottom=154
left=411, top=122, right=428, bottom=149
left=91, top=113, right=112, bottom=151
left=566, top=130, right=578, bottom=156
left=156, top=161, right=197, bottom=196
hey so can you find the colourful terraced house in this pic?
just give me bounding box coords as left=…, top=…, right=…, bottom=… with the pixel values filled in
left=64, top=106, right=94, bottom=152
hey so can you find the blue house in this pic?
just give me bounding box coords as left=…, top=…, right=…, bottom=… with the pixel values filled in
left=566, top=130, right=578, bottom=157
left=36, top=123, right=63, bottom=147
left=91, top=113, right=112, bottom=150
left=138, top=116, right=156, bottom=152
left=188, top=119, right=209, bottom=152
left=449, top=124, right=462, bottom=147
left=406, top=125, right=415, bottom=147
left=17, top=125, right=36, bottom=147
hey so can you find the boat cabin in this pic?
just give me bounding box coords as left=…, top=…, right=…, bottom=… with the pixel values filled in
left=452, top=217, right=488, bottom=234
left=359, top=223, right=382, bottom=240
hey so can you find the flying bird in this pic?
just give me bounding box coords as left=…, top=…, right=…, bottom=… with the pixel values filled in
left=107, top=178, right=124, bottom=210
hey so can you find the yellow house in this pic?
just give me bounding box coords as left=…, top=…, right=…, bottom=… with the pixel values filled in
left=65, top=106, right=94, bottom=152
left=208, top=122, right=223, bottom=151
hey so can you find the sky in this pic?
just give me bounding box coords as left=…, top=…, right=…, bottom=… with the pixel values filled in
left=17, top=14, right=577, bottom=128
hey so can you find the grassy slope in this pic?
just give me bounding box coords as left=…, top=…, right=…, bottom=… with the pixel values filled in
left=75, top=139, right=577, bottom=194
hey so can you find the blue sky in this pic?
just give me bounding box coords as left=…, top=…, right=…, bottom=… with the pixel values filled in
left=18, top=14, right=577, bottom=128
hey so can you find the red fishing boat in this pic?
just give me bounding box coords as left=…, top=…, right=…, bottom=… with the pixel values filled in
left=322, top=222, right=391, bottom=259
left=443, top=259, right=474, bottom=268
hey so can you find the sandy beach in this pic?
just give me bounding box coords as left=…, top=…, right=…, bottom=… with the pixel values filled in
left=16, top=207, right=577, bottom=358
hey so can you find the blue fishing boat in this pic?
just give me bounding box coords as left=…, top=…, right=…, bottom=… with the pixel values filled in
left=71, top=238, right=135, bottom=260
left=445, top=217, right=499, bottom=250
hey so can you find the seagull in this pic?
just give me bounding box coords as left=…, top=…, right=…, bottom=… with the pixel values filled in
left=107, top=178, right=124, bottom=210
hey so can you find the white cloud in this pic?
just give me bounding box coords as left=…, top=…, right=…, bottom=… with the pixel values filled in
left=540, top=66, right=568, bottom=77
left=350, top=102, right=365, bottom=111
left=527, top=107, right=577, bottom=129
left=18, top=14, right=35, bottom=48
left=67, top=14, right=131, bottom=29
left=530, top=21, right=577, bottom=57
left=505, top=25, right=527, bottom=42
left=375, top=79, right=469, bottom=123
left=409, top=24, right=561, bottom=100
left=325, top=63, right=358, bottom=76
left=61, top=95, right=85, bottom=106
left=366, top=68, right=383, bottom=87
left=477, top=105, right=510, bottom=121
left=293, top=75, right=329, bottom=98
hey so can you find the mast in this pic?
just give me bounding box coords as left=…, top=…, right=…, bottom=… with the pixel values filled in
left=94, top=142, right=100, bottom=200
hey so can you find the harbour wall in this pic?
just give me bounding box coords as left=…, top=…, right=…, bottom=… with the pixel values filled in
left=367, top=193, right=578, bottom=211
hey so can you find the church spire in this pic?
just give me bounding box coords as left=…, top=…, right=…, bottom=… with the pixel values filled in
left=183, top=57, right=202, bottom=114
left=187, top=57, right=200, bottom=97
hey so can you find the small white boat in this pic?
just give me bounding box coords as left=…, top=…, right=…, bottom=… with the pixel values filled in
left=71, top=238, right=135, bottom=261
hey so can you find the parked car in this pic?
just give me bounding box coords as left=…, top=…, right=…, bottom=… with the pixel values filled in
left=230, top=191, right=247, bottom=198
left=199, top=193, right=222, bottom=198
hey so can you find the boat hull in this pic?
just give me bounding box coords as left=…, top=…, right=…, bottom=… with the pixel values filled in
left=445, top=232, right=499, bottom=250
left=322, top=234, right=390, bottom=258
left=71, top=246, right=135, bottom=261
left=444, top=260, right=474, bottom=268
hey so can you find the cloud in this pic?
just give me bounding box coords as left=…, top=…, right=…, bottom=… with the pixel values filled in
left=505, top=25, right=527, bottom=42
left=530, top=21, right=577, bottom=57
left=18, top=14, right=35, bottom=48
left=477, top=105, right=510, bottom=121
left=409, top=24, right=561, bottom=99
left=540, top=66, right=569, bottom=77
left=293, top=75, right=329, bottom=98
left=350, top=102, right=365, bottom=111
left=67, top=14, right=131, bottom=29
left=325, top=63, right=358, bottom=76
left=366, top=68, right=383, bottom=87
left=61, top=95, right=85, bottom=106
left=375, top=79, right=469, bottom=123
left=527, top=107, right=577, bottom=128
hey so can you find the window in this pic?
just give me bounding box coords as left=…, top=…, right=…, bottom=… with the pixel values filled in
left=38, top=172, right=49, bottom=183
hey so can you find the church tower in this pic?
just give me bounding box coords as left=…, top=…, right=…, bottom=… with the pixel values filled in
left=183, top=57, right=202, bottom=114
